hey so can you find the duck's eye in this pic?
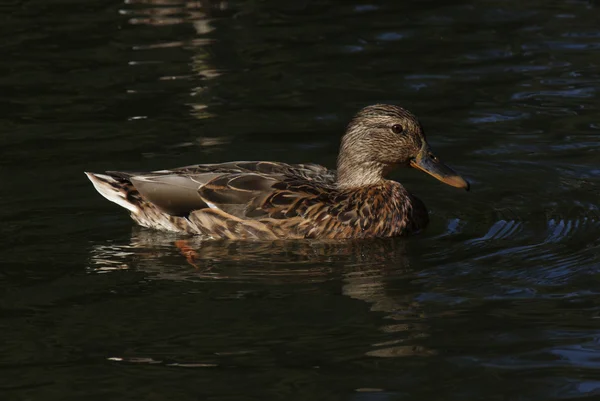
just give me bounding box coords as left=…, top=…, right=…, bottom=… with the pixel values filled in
left=391, top=124, right=404, bottom=134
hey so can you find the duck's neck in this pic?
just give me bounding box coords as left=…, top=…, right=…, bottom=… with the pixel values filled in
left=336, top=154, right=387, bottom=189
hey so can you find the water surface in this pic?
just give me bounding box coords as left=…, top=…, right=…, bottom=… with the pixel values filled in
left=2, top=0, right=600, bottom=400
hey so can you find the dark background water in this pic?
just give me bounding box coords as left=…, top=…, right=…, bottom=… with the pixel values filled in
left=2, top=0, right=600, bottom=399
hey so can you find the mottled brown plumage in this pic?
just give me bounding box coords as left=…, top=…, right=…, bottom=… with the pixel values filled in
left=86, top=105, right=469, bottom=240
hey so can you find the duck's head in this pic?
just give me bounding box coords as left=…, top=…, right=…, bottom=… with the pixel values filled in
left=337, top=104, right=470, bottom=190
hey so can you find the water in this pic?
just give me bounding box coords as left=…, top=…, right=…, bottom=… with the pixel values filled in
left=2, top=0, right=600, bottom=399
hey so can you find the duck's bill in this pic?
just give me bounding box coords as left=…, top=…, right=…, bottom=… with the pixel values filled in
left=410, top=150, right=470, bottom=191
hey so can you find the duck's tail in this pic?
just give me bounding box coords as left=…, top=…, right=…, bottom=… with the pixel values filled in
left=85, top=172, right=193, bottom=233
left=85, top=172, right=142, bottom=214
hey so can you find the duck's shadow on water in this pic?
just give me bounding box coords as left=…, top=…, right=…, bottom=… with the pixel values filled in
left=88, top=227, right=437, bottom=358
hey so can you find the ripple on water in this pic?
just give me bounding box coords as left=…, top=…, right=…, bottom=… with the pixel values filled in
left=467, top=111, right=531, bottom=124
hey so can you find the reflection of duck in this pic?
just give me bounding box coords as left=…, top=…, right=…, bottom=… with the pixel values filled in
left=86, top=105, right=469, bottom=239
left=89, top=227, right=410, bottom=273
left=88, top=229, right=435, bottom=357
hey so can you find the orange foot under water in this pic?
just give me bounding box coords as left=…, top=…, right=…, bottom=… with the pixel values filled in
left=174, top=240, right=201, bottom=269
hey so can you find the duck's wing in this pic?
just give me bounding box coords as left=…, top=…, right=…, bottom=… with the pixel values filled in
left=123, top=161, right=335, bottom=219
left=183, top=170, right=348, bottom=239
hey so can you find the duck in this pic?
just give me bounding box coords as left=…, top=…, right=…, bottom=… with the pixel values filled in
left=86, top=104, right=469, bottom=240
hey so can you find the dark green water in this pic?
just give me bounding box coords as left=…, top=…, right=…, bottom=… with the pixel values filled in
left=2, top=0, right=600, bottom=399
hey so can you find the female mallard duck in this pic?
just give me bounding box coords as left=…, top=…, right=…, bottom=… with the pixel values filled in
left=86, top=104, right=469, bottom=240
